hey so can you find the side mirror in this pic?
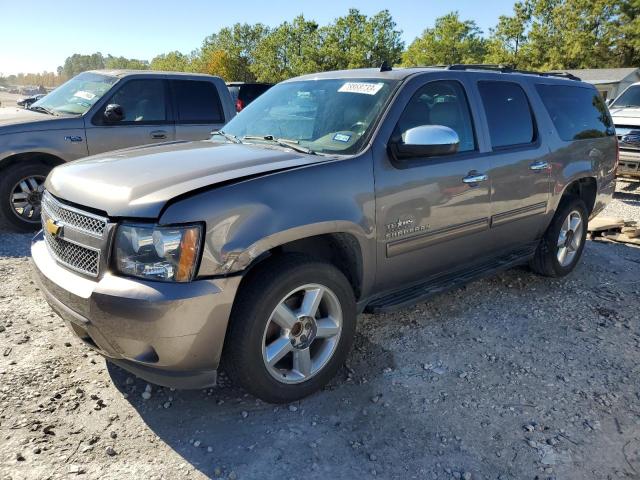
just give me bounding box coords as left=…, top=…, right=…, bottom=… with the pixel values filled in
left=605, top=98, right=614, bottom=107
left=104, top=104, right=124, bottom=123
left=389, top=125, right=460, bottom=160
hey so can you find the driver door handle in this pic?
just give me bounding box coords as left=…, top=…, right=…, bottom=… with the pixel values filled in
left=462, top=172, right=488, bottom=184
left=150, top=130, right=167, bottom=139
left=529, top=161, right=549, bottom=171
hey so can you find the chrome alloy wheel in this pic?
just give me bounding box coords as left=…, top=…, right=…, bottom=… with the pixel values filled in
left=261, top=283, right=343, bottom=384
left=10, top=175, right=45, bottom=223
left=557, top=210, right=583, bottom=267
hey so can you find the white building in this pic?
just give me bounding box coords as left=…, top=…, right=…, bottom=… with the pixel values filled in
left=559, top=68, right=640, bottom=100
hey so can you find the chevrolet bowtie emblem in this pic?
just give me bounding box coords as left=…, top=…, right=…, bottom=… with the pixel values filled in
left=46, top=218, right=63, bottom=237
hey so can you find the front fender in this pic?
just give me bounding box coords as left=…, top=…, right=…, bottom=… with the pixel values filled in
left=0, top=129, right=87, bottom=164
left=159, top=153, right=376, bottom=295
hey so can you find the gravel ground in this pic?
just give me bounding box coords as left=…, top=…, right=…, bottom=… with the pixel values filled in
left=1, top=192, right=640, bottom=480
left=0, top=91, right=21, bottom=109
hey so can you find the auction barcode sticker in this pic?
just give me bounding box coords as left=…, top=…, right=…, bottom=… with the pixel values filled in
left=338, top=82, right=384, bottom=95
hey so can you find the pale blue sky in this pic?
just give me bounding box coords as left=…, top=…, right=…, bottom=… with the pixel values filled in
left=0, top=0, right=517, bottom=75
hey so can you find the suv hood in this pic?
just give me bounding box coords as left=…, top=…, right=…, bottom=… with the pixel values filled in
left=0, top=107, right=81, bottom=133
left=610, top=106, right=640, bottom=126
left=46, top=140, right=328, bottom=218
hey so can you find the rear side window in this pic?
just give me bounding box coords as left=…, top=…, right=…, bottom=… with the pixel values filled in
left=172, top=80, right=223, bottom=123
left=536, top=84, right=613, bottom=141
left=478, top=81, right=535, bottom=148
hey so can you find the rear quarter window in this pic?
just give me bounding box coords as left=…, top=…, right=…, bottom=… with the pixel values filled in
left=536, top=84, right=614, bottom=141
left=172, top=80, right=224, bottom=123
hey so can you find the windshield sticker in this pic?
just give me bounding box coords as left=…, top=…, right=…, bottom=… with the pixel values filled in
left=333, top=133, right=352, bottom=142
left=338, top=82, right=384, bottom=95
left=74, top=90, right=96, bottom=100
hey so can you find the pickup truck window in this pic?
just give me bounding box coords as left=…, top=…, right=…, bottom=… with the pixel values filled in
left=478, top=81, right=535, bottom=148
left=536, top=84, right=613, bottom=141
left=611, top=85, right=640, bottom=108
left=172, top=80, right=224, bottom=123
left=31, top=72, right=117, bottom=115
left=107, top=79, right=167, bottom=123
left=221, top=78, right=397, bottom=155
left=393, top=80, right=476, bottom=153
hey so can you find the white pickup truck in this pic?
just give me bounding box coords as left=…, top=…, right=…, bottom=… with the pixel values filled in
left=609, top=82, right=640, bottom=179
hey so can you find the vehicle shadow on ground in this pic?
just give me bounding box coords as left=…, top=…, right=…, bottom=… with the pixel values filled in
left=613, top=180, right=640, bottom=203
left=0, top=232, right=34, bottom=257
left=106, top=334, right=400, bottom=479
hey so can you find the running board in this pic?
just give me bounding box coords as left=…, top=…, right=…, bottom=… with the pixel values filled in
left=364, top=247, right=535, bottom=314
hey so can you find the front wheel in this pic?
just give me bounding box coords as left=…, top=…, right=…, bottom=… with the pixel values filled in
left=530, top=196, right=588, bottom=277
left=0, top=161, right=51, bottom=231
left=223, top=255, right=356, bottom=403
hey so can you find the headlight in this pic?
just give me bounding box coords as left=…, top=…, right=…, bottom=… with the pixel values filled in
left=114, top=223, right=202, bottom=282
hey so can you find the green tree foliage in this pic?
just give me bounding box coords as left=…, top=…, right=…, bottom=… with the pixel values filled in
left=485, top=2, right=532, bottom=67
left=104, top=55, right=149, bottom=70
left=403, top=12, right=487, bottom=66
left=30, top=5, right=640, bottom=88
left=201, top=23, right=269, bottom=81
left=487, top=0, right=640, bottom=69
left=251, top=15, right=322, bottom=82
left=150, top=51, right=191, bottom=71
left=319, top=9, right=404, bottom=70
left=60, top=53, right=106, bottom=78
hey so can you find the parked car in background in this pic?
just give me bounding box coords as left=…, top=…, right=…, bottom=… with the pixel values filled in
left=608, top=82, right=640, bottom=179
left=0, top=70, right=235, bottom=231
left=17, top=93, right=46, bottom=108
left=31, top=65, right=616, bottom=403
left=227, top=82, right=273, bottom=112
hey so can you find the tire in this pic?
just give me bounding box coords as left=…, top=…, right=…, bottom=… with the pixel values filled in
left=0, top=161, right=51, bottom=232
left=223, top=254, right=357, bottom=403
left=530, top=195, right=588, bottom=277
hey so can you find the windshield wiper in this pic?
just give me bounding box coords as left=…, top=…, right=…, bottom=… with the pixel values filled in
left=211, top=130, right=242, bottom=144
left=29, top=105, right=57, bottom=116
left=242, top=135, right=316, bottom=155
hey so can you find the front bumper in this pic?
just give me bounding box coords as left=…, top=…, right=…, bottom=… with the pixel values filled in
left=618, top=150, right=640, bottom=178
left=30, top=231, right=242, bottom=389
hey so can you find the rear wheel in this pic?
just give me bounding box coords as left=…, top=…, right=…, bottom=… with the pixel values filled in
left=530, top=196, right=588, bottom=277
left=224, top=255, right=356, bottom=403
left=0, top=161, right=51, bottom=231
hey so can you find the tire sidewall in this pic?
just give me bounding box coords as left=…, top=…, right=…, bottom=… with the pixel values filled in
left=546, top=198, right=589, bottom=276
left=0, top=161, right=51, bottom=231
left=228, top=260, right=356, bottom=403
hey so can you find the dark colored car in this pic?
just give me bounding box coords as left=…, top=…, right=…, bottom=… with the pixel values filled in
left=32, top=65, right=616, bottom=403
left=227, top=82, right=273, bottom=112
left=17, top=94, right=46, bottom=108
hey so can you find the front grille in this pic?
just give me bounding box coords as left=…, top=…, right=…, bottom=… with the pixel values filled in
left=41, top=191, right=109, bottom=277
left=43, top=227, right=100, bottom=276
left=42, top=191, right=107, bottom=237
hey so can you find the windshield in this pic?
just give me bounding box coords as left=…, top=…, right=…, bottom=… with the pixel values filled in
left=220, top=78, right=398, bottom=155
left=31, top=72, right=118, bottom=115
left=612, top=85, right=640, bottom=108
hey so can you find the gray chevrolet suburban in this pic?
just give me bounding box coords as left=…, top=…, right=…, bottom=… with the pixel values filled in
left=0, top=70, right=235, bottom=231
left=31, top=65, right=617, bottom=403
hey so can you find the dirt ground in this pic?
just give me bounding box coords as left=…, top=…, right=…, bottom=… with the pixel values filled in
left=1, top=185, right=640, bottom=480
left=0, top=92, right=21, bottom=108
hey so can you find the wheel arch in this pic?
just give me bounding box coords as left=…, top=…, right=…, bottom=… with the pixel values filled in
left=238, top=231, right=366, bottom=301
left=558, top=176, right=597, bottom=216
left=0, top=151, right=65, bottom=171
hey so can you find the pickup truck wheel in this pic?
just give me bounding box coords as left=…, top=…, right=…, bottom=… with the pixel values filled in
left=530, top=196, right=588, bottom=277
left=0, top=161, right=50, bottom=232
left=224, top=255, right=356, bottom=403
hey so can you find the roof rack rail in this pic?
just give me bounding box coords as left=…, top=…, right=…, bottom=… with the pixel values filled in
left=439, top=64, right=581, bottom=81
